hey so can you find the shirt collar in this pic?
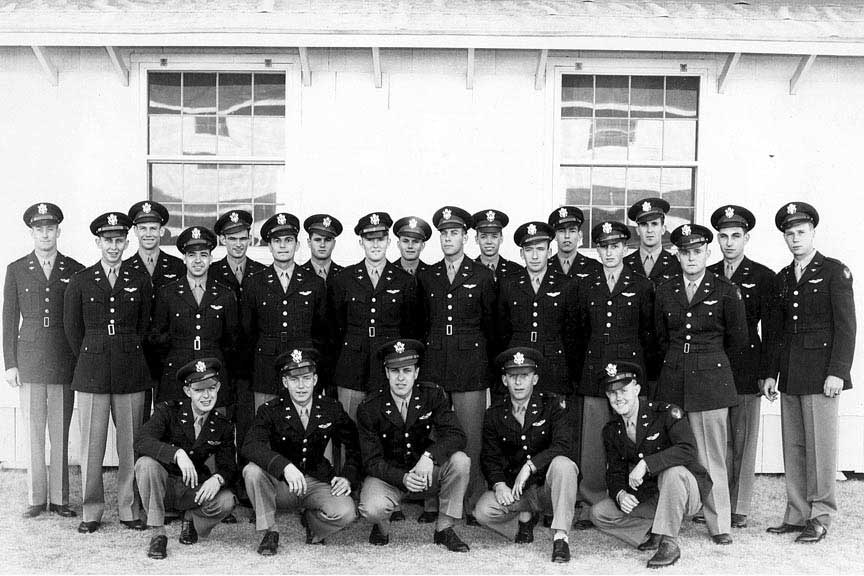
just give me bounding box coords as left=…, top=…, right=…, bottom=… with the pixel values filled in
left=640, top=245, right=663, bottom=260
left=292, top=399, right=313, bottom=415
left=400, top=258, right=418, bottom=272
left=187, top=275, right=207, bottom=289
left=604, top=264, right=624, bottom=280
left=795, top=249, right=817, bottom=271
left=511, top=395, right=532, bottom=414
left=390, top=391, right=411, bottom=407
left=528, top=269, right=546, bottom=284
left=445, top=255, right=464, bottom=271
left=273, top=261, right=295, bottom=276
left=101, top=261, right=119, bottom=277
left=479, top=254, right=500, bottom=269
left=683, top=272, right=706, bottom=289
left=365, top=259, right=386, bottom=277
left=37, top=252, right=57, bottom=268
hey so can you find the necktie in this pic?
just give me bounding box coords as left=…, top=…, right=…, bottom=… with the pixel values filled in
left=686, top=281, right=697, bottom=303
left=279, top=270, right=290, bottom=291
left=561, top=258, right=571, bottom=275
left=317, top=266, right=327, bottom=279
left=234, top=265, right=244, bottom=284
left=513, top=403, right=525, bottom=426
left=644, top=254, right=655, bottom=276
left=145, top=256, right=156, bottom=276
left=447, top=263, right=456, bottom=283
left=370, top=267, right=380, bottom=288
left=193, top=282, right=204, bottom=305
left=107, top=267, right=117, bottom=288
left=194, top=414, right=206, bottom=439
left=299, top=406, right=309, bottom=429
left=626, top=419, right=636, bottom=443
left=531, top=275, right=541, bottom=293
left=795, top=263, right=805, bottom=282
left=400, top=400, right=408, bottom=422
left=725, top=263, right=734, bottom=279
left=487, top=262, right=496, bottom=272
left=607, top=273, right=616, bottom=292
left=407, top=267, right=416, bottom=276
left=41, top=259, right=52, bottom=280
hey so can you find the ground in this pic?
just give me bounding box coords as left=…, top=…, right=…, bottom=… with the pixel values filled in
left=1, top=469, right=863, bottom=574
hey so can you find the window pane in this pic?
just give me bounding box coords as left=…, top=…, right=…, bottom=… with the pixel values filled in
left=254, top=74, right=286, bottom=116
left=149, top=116, right=181, bottom=155
left=592, top=167, right=625, bottom=206
left=665, top=77, right=699, bottom=118
left=626, top=168, right=662, bottom=205
left=561, top=75, right=593, bottom=118
left=666, top=207, right=694, bottom=234
left=183, top=73, right=217, bottom=115
left=217, top=116, right=252, bottom=156
left=252, top=204, right=274, bottom=245
left=219, top=164, right=253, bottom=203
left=149, top=72, right=181, bottom=114
left=560, top=167, right=591, bottom=205
left=663, top=120, right=697, bottom=161
left=661, top=168, right=694, bottom=206
left=219, top=73, right=252, bottom=116
left=628, top=119, right=662, bottom=161
left=182, top=116, right=218, bottom=155
left=593, top=119, right=629, bottom=161
left=630, top=76, right=663, bottom=118
left=253, top=165, right=283, bottom=204
left=183, top=164, right=218, bottom=203
left=595, top=76, right=628, bottom=118
left=252, top=117, right=285, bottom=156
left=150, top=164, right=182, bottom=203
left=160, top=202, right=183, bottom=245
left=560, top=119, right=593, bottom=163
left=184, top=203, right=218, bottom=230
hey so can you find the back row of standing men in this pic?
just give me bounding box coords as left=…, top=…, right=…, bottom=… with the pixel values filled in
left=3, top=196, right=855, bottom=565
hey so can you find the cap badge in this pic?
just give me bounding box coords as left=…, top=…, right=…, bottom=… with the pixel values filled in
left=602, top=222, right=612, bottom=234
left=394, top=341, right=405, bottom=354
left=277, top=214, right=287, bottom=225
left=322, top=216, right=332, bottom=228
left=642, top=201, right=652, bottom=213
left=37, top=203, right=47, bottom=215
left=527, top=223, right=537, bottom=235
left=191, top=228, right=201, bottom=239
left=291, top=349, right=303, bottom=364
left=605, top=363, right=618, bottom=377
left=409, top=218, right=418, bottom=228
left=486, top=210, right=496, bottom=222
left=195, top=360, right=207, bottom=373
left=682, top=224, right=692, bottom=237
left=513, top=352, right=525, bottom=365
left=558, top=207, right=568, bottom=218
left=787, top=203, right=797, bottom=215
left=229, top=212, right=239, bottom=223
left=370, top=213, right=380, bottom=226
left=442, top=208, right=452, bottom=220
left=107, top=214, right=118, bottom=226
left=724, top=206, right=735, bottom=219
left=142, top=202, right=152, bottom=214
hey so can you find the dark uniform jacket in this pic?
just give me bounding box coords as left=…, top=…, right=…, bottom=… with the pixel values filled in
left=480, top=393, right=574, bottom=490
left=623, top=248, right=681, bottom=285
left=136, top=398, right=237, bottom=486
left=327, top=261, right=420, bottom=392
left=240, top=265, right=328, bottom=396
left=417, top=258, right=497, bottom=392
left=763, top=252, right=855, bottom=394
left=356, top=382, right=467, bottom=488
left=655, top=271, right=748, bottom=412
left=603, top=400, right=711, bottom=509
left=242, top=394, right=361, bottom=485
left=210, top=256, right=267, bottom=297
left=707, top=257, right=774, bottom=395
left=496, top=268, right=579, bottom=396
left=574, top=266, right=655, bottom=397
left=63, top=262, right=153, bottom=395
left=148, top=278, right=240, bottom=403
left=475, top=255, right=521, bottom=283
left=548, top=252, right=603, bottom=283
left=3, top=252, right=84, bottom=384
left=300, top=260, right=344, bottom=282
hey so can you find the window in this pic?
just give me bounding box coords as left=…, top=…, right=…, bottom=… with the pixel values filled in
left=147, top=71, right=286, bottom=244
left=556, top=74, right=699, bottom=247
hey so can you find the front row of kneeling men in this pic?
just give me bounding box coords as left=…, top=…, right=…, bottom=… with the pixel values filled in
left=137, top=340, right=705, bottom=567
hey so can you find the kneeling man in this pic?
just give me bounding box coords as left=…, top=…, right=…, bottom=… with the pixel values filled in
left=474, top=347, right=579, bottom=563
left=590, top=362, right=711, bottom=568
left=135, top=358, right=237, bottom=560
left=243, top=347, right=360, bottom=555
left=357, top=339, right=471, bottom=551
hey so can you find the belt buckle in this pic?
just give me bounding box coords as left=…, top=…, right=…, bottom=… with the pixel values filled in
left=194, top=336, right=201, bottom=351
left=43, top=316, right=50, bottom=328
left=368, top=326, right=376, bottom=338
left=446, top=324, right=453, bottom=336
left=108, top=324, right=115, bottom=336
left=683, top=342, right=690, bottom=354
left=279, top=332, right=288, bottom=343
left=530, top=331, right=537, bottom=343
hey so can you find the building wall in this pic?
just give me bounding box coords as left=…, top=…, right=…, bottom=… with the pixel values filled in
left=0, top=46, right=861, bottom=470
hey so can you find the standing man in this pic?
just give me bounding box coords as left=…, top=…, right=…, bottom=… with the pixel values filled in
left=546, top=205, right=602, bottom=282
left=243, top=348, right=360, bottom=555
left=706, top=205, right=773, bottom=529
left=134, top=358, right=237, bottom=560
left=417, top=205, right=497, bottom=524
left=327, top=212, right=419, bottom=420
left=590, top=362, right=710, bottom=568
left=64, top=212, right=153, bottom=533
left=762, top=202, right=855, bottom=543
left=392, top=216, right=432, bottom=276
left=241, top=212, right=328, bottom=409
left=301, top=214, right=344, bottom=281
left=148, top=226, right=239, bottom=404
left=573, top=221, right=654, bottom=524
left=654, top=223, right=747, bottom=545
left=474, top=347, right=579, bottom=563
left=624, top=198, right=681, bottom=285
left=4, top=202, right=83, bottom=518
left=472, top=209, right=520, bottom=282
left=357, top=339, right=471, bottom=551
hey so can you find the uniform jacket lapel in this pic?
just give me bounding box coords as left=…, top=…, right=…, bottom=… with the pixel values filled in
left=670, top=276, right=689, bottom=309
left=796, top=251, right=824, bottom=286
left=634, top=401, right=651, bottom=446
left=373, top=262, right=398, bottom=296
left=689, top=271, right=717, bottom=308
left=175, top=278, right=199, bottom=310
left=521, top=396, right=543, bottom=431
left=177, top=400, right=197, bottom=443
left=352, top=261, right=375, bottom=293
left=403, top=389, right=423, bottom=429
left=448, top=258, right=474, bottom=291
left=24, top=252, right=47, bottom=285
left=382, top=394, right=405, bottom=429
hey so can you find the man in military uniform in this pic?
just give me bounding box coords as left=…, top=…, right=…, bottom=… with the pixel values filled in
left=546, top=205, right=602, bottom=282
left=301, top=214, right=344, bottom=281
left=590, top=362, right=710, bottom=568
left=573, top=221, right=654, bottom=525
left=762, top=202, right=856, bottom=543
left=654, top=224, right=748, bottom=544
left=241, top=212, right=328, bottom=409
left=472, top=209, right=519, bottom=282
left=243, top=348, right=359, bottom=555
left=357, top=339, right=471, bottom=550
left=705, top=205, right=773, bottom=529
left=327, top=212, right=419, bottom=420
left=3, top=202, right=83, bottom=518
left=474, top=347, right=578, bottom=563
left=64, top=212, right=153, bottom=533
left=148, top=226, right=239, bottom=404
left=417, top=206, right=496, bottom=524
left=392, top=216, right=432, bottom=276
left=134, top=358, right=237, bottom=559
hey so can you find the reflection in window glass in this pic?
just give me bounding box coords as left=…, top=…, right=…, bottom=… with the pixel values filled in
left=595, top=76, right=629, bottom=118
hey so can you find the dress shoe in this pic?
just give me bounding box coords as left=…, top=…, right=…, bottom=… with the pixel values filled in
left=121, top=519, right=147, bottom=531
left=22, top=504, right=46, bottom=519
left=712, top=533, right=733, bottom=545
left=434, top=527, right=470, bottom=552
left=638, top=532, right=662, bottom=551
left=147, top=535, right=168, bottom=560
left=731, top=514, right=747, bottom=529
left=573, top=518, right=594, bottom=531
left=257, top=530, right=279, bottom=556
left=417, top=511, right=438, bottom=524
left=389, top=510, right=406, bottom=522
left=514, top=520, right=534, bottom=544
left=647, top=539, right=680, bottom=568
left=551, top=539, right=570, bottom=563
left=221, top=513, right=238, bottom=524
left=766, top=522, right=805, bottom=534
left=179, top=520, right=198, bottom=545
left=795, top=519, right=827, bottom=543
left=465, top=513, right=480, bottom=527
left=77, top=521, right=100, bottom=534
left=542, top=514, right=553, bottom=528
left=692, top=513, right=706, bottom=524
left=369, top=524, right=389, bottom=546
left=49, top=504, right=77, bottom=518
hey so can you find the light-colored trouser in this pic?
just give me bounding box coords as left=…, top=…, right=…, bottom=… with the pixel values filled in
left=727, top=393, right=761, bottom=517
left=77, top=391, right=145, bottom=523
left=243, top=463, right=357, bottom=542
left=781, top=393, right=839, bottom=527
left=20, top=382, right=74, bottom=506
left=578, top=395, right=610, bottom=516
left=337, top=387, right=367, bottom=422
left=359, top=451, right=470, bottom=534
left=688, top=408, right=731, bottom=535
left=450, top=390, right=488, bottom=512
left=254, top=392, right=279, bottom=411
left=135, top=456, right=235, bottom=536
left=474, top=456, right=579, bottom=541
left=590, top=465, right=701, bottom=547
